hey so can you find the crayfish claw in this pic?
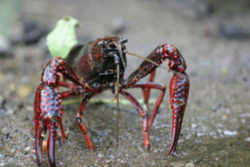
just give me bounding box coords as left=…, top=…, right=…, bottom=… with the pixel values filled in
left=35, top=128, right=43, bottom=167
left=167, top=110, right=184, bottom=156
left=47, top=123, right=57, bottom=167
left=168, top=72, right=189, bottom=156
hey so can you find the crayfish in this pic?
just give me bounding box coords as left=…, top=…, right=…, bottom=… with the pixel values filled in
left=34, top=36, right=189, bottom=167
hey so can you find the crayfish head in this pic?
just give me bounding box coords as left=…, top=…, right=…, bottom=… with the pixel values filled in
left=97, top=36, right=127, bottom=70
left=92, top=36, right=128, bottom=84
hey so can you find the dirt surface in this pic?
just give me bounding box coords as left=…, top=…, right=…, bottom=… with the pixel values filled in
left=0, top=0, right=250, bottom=167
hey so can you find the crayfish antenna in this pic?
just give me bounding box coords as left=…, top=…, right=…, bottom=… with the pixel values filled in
left=127, top=52, right=169, bottom=70
left=114, top=56, right=121, bottom=147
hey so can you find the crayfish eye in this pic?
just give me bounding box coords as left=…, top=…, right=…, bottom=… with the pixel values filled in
left=107, top=42, right=116, bottom=49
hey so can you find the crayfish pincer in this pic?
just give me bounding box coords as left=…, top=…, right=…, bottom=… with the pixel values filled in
left=34, top=36, right=189, bottom=167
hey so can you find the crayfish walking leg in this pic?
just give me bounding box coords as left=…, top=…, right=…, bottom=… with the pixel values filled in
left=120, top=90, right=150, bottom=149
left=76, top=94, right=96, bottom=152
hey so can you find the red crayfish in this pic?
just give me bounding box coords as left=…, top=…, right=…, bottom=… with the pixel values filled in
left=34, top=36, right=189, bottom=167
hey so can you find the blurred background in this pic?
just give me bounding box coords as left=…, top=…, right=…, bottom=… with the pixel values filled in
left=0, top=0, right=250, bottom=166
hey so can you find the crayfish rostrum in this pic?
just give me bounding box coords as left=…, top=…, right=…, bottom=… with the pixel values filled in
left=34, top=36, right=189, bottom=167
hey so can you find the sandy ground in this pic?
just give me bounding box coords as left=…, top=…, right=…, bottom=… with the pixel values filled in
left=0, top=0, right=250, bottom=167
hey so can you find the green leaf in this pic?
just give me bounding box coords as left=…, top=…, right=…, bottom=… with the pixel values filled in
left=46, top=16, right=79, bottom=59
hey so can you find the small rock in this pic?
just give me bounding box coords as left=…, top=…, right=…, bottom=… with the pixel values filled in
left=24, top=146, right=31, bottom=152
left=197, top=132, right=204, bottom=137
left=111, top=16, right=127, bottom=35
left=0, top=35, right=13, bottom=58
left=211, top=105, right=217, bottom=112
left=105, top=159, right=112, bottom=164
left=170, top=161, right=185, bottom=167
left=185, top=161, right=195, bottom=167
left=1, top=127, right=9, bottom=135
left=240, top=113, right=250, bottom=118
left=219, top=23, right=250, bottom=40
left=11, top=19, right=49, bottom=46
left=191, top=124, right=198, bottom=129
left=0, top=96, right=6, bottom=110
left=155, top=136, right=162, bottom=142
left=0, top=153, right=4, bottom=160
left=244, top=137, right=250, bottom=142
left=97, top=153, right=104, bottom=158
left=23, top=20, right=49, bottom=45
left=108, top=153, right=115, bottom=160
left=194, top=1, right=214, bottom=19
left=10, top=148, right=16, bottom=153
left=99, top=130, right=109, bottom=137
left=59, top=162, right=64, bottom=166
left=223, top=130, right=237, bottom=136
left=199, top=146, right=207, bottom=152
left=0, top=162, right=5, bottom=166
left=17, top=85, right=32, bottom=98
left=242, top=76, right=248, bottom=82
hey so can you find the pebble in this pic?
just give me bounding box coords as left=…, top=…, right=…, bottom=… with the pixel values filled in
left=155, top=136, right=162, bottom=142
left=170, top=161, right=185, bottom=167
left=223, top=130, right=237, bottom=136
left=0, top=96, right=6, bottom=109
left=17, top=85, right=32, bottom=98
left=108, top=154, right=115, bottom=160
left=219, top=23, right=250, bottom=40
left=0, top=154, right=4, bottom=160
left=24, top=146, right=31, bottom=152
left=0, top=35, right=13, bottom=58
left=97, top=153, right=104, bottom=158
left=211, top=105, right=217, bottom=112
left=1, top=127, right=9, bottom=135
left=21, top=20, right=48, bottom=45
left=193, top=0, right=214, bottom=19
left=244, top=137, right=250, bottom=142
left=185, top=161, right=195, bottom=167
left=105, top=159, right=112, bottom=164
left=197, top=132, right=205, bottom=137
left=99, top=130, right=109, bottom=137
left=240, top=113, right=250, bottom=118
left=10, top=148, right=16, bottom=153
left=191, top=123, right=198, bottom=129
left=111, top=16, right=127, bottom=35
left=59, top=162, right=64, bottom=166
